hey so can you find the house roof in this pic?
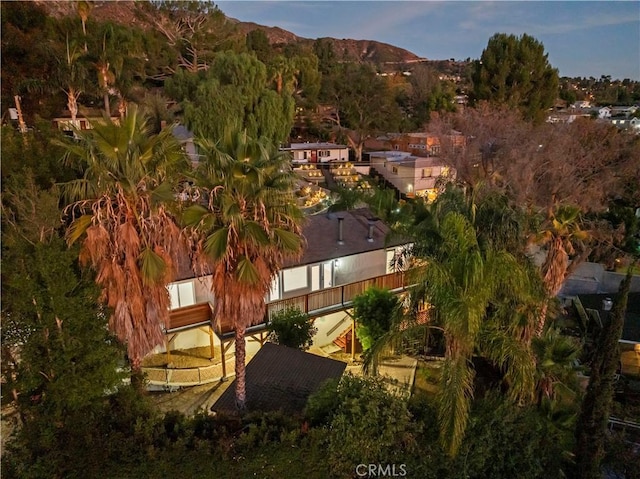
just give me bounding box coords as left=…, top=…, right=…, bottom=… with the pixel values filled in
left=577, top=293, right=640, bottom=343
left=283, top=208, right=407, bottom=268
left=282, top=142, right=348, bottom=151
left=173, top=208, right=406, bottom=281
left=172, top=124, right=194, bottom=141
left=211, top=342, right=346, bottom=414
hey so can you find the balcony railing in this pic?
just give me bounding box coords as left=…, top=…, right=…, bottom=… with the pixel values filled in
left=167, top=271, right=408, bottom=337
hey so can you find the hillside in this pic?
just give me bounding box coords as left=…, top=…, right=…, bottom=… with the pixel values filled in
left=35, top=0, right=427, bottom=67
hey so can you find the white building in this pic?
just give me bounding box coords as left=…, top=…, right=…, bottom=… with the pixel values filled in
left=368, top=151, right=454, bottom=200
left=281, top=142, right=349, bottom=164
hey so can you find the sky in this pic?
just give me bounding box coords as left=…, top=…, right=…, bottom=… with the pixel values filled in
left=216, top=1, right=640, bottom=80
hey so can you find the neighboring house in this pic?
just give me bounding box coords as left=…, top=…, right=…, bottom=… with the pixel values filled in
left=281, top=142, right=349, bottom=164
left=368, top=151, right=454, bottom=200
left=598, top=106, right=612, bottom=119
left=155, top=208, right=411, bottom=372
left=572, top=100, right=592, bottom=109
left=608, top=117, right=640, bottom=133
left=52, top=110, right=120, bottom=136
left=364, top=131, right=464, bottom=158
left=611, top=106, right=638, bottom=117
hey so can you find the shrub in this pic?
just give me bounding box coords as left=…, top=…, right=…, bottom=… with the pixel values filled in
left=352, top=287, right=399, bottom=351
left=267, top=307, right=317, bottom=350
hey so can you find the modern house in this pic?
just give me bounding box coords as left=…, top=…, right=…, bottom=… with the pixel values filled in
left=281, top=142, right=350, bottom=164
left=151, top=208, right=411, bottom=383
left=368, top=151, right=454, bottom=200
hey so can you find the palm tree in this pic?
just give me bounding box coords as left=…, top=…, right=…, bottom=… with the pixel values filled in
left=365, top=188, right=541, bottom=456
left=535, top=205, right=589, bottom=335
left=182, top=128, right=304, bottom=410
left=532, top=327, right=582, bottom=406
left=58, top=105, right=188, bottom=372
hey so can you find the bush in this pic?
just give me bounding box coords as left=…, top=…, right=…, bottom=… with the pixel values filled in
left=352, top=287, right=399, bottom=351
left=267, top=307, right=317, bottom=350
left=306, top=373, right=417, bottom=477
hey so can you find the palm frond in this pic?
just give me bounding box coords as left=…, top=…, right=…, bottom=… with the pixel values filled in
left=66, top=214, right=93, bottom=245
left=138, top=247, right=167, bottom=286
left=203, top=227, right=230, bottom=261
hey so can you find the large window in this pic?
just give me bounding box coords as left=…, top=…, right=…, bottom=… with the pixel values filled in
left=167, top=281, right=196, bottom=310
left=318, top=150, right=331, bottom=157
left=283, top=266, right=308, bottom=292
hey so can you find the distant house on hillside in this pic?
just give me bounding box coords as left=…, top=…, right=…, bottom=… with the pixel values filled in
left=281, top=142, right=349, bottom=164
left=598, top=106, right=612, bottom=119
left=52, top=109, right=119, bottom=137
left=364, top=131, right=464, bottom=158
left=368, top=151, right=454, bottom=200
left=572, top=100, right=592, bottom=109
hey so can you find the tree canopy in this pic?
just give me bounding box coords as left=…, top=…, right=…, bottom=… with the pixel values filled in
left=472, top=33, right=559, bottom=122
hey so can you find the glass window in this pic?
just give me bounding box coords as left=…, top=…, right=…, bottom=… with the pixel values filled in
left=283, top=266, right=308, bottom=292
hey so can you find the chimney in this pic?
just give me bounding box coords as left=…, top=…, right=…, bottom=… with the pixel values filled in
left=337, top=216, right=344, bottom=245
left=367, top=218, right=376, bottom=242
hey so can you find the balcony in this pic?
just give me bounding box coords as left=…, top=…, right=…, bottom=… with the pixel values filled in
left=166, top=271, right=408, bottom=338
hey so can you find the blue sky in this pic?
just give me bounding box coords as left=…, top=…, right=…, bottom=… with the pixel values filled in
left=216, top=1, right=640, bottom=80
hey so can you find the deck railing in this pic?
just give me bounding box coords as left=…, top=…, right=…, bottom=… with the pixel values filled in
left=266, top=271, right=406, bottom=319
left=167, top=271, right=408, bottom=335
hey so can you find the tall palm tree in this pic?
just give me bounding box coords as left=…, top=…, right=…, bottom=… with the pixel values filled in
left=365, top=189, right=541, bottom=456
left=58, top=105, right=188, bottom=372
left=535, top=205, right=589, bottom=335
left=182, top=129, right=304, bottom=410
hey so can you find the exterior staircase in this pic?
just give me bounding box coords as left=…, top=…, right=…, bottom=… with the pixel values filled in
left=333, top=323, right=362, bottom=354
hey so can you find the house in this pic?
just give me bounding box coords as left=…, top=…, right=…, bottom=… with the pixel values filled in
left=608, top=117, right=640, bottom=133
left=153, top=208, right=411, bottom=380
left=52, top=109, right=120, bottom=136
left=598, top=106, right=612, bottom=119
left=281, top=142, right=349, bottom=164
left=571, top=100, right=592, bottom=109
left=368, top=151, right=454, bottom=200
left=211, top=342, right=347, bottom=414
left=364, top=131, right=465, bottom=158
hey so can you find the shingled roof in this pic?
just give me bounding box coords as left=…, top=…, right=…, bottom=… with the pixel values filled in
left=211, top=342, right=347, bottom=414
left=283, top=208, right=407, bottom=268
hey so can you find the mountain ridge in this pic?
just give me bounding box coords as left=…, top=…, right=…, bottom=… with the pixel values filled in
left=34, top=0, right=427, bottom=67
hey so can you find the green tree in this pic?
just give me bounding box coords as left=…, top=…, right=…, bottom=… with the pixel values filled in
left=352, top=287, right=399, bottom=351
left=1, top=178, right=126, bottom=477
left=472, top=33, right=559, bottom=122
left=574, top=268, right=634, bottom=479
left=326, top=63, right=401, bottom=161
left=369, top=193, right=541, bottom=456
left=305, top=374, right=417, bottom=477
left=267, top=307, right=317, bottom=351
left=182, top=129, right=304, bottom=410
left=182, top=51, right=295, bottom=144
left=58, top=106, right=189, bottom=371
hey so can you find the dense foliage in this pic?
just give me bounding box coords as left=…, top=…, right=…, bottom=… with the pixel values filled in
left=352, top=287, right=399, bottom=351
left=267, top=307, right=317, bottom=350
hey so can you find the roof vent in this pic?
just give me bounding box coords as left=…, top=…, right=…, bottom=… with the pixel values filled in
left=337, top=216, right=345, bottom=245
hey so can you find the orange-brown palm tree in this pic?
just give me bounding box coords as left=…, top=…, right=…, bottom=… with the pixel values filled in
left=59, top=105, right=189, bottom=371
left=182, top=128, right=304, bottom=410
